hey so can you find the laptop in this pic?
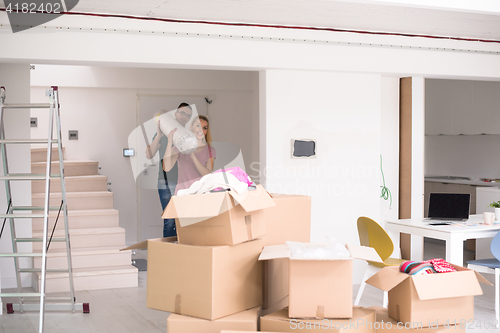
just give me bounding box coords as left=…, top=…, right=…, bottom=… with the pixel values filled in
left=426, top=193, right=471, bottom=225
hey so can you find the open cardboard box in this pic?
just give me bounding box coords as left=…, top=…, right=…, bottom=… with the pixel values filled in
left=366, top=265, right=492, bottom=326
left=260, top=307, right=376, bottom=332
left=122, top=237, right=263, bottom=320
left=221, top=331, right=282, bottom=333
left=262, top=258, right=289, bottom=315
left=259, top=243, right=383, bottom=319
left=162, top=184, right=276, bottom=246
left=368, top=306, right=466, bottom=333
left=167, top=306, right=260, bottom=333
left=261, top=193, right=311, bottom=247
left=261, top=193, right=311, bottom=314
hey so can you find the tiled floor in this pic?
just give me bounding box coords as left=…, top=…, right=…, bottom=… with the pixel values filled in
left=0, top=240, right=498, bottom=332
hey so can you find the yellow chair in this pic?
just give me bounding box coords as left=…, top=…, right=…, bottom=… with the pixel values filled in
left=354, top=216, right=407, bottom=307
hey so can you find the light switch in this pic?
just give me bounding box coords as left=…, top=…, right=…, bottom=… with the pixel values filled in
left=68, top=130, right=78, bottom=140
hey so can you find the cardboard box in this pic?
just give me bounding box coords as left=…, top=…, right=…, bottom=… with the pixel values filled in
left=368, top=307, right=465, bottom=333
left=262, top=258, right=289, bottom=315
left=162, top=184, right=275, bottom=246
left=221, top=331, right=283, bottom=333
left=261, top=194, right=311, bottom=247
left=122, top=238, right=263, bottom=320
left=365, top=265, right=491, bottom=326
left=260, top=307, right=376, bottom=332
left=261, top=194, right=311, bottom=313
left=259, top=243, right=383, bottom=319
left=167, top=306, right=260, bottom=332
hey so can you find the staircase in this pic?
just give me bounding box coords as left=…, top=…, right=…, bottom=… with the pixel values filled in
left=30, top=147, right=138, bottom=293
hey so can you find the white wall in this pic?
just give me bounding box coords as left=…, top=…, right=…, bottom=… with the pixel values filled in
left=425, top=79, right=500, bottom=178
left=30, top=65, right=259, bottom=244
left=426, top=79, right=500, bottom=135
left=380, top=78, right=400, bottom=224
left=412, top=77, right=425, bottom=221
left=426, top=135, right=500, bottom=179
left=261, top=70, right=381, bottom=283
left=0, top=64, right=32, bottom=289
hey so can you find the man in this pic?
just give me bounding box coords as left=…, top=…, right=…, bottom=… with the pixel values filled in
left=145, top=103, right=192, bottom=237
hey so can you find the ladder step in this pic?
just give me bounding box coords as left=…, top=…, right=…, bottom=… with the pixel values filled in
left=0, top=174, right=47, bottom=180
left=2, top=103, right=51, bottom=109
left=11, top=303, right=85, bottom=312
left=0, top=139, right=58, bottom=144
left=12, top=206, right=62, bottom=211
left=0, top=253, right=43, bottom=257
left=21, top=296, right=74, bottom=302
left=19, top=268, right=69, bottom=273
left=16, top=238, right=66, bottom=242
left=0, top=173, right=61, bottom=180
left=0, top=214, right=45, bottom=218
left=0, top=293, right=41, bottom=297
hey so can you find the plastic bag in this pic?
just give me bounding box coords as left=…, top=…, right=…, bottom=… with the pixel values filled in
left=286, top=237, right=351, bottom=260
left=156, top=112, right=198, bottom=154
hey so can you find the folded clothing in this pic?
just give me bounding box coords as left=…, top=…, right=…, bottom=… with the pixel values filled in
left=400, top=261, right=437, bottom=275
left=213, top=167, right=254, bottom=186
left=400, top=258, right=456, bottom=275
left=176, top=172, right=248, bottom=196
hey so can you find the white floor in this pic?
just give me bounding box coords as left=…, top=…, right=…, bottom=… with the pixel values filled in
left=0, top=240, right=498, bottom=332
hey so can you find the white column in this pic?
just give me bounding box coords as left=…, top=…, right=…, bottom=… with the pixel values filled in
left=411, top=77, right=425, bottom=260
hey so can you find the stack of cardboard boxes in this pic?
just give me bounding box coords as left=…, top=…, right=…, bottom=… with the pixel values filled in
left=125, top=185, right=277, bottom=332
left=125, top=184, right=491, bottom=333
left=258, top=240, right=381, bottom=332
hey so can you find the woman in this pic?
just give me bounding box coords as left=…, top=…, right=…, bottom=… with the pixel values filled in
left=163, top=115, right=216, bottom=195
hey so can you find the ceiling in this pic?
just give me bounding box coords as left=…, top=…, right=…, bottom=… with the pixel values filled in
left=1, top=0, right=500, bottom=42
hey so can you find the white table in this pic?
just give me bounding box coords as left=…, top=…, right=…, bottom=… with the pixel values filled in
left=386, top=214, right=500, bottom=266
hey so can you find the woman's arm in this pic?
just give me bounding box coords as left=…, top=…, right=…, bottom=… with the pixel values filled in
left=162, top=129, right=179, bottom=172
left=190, top=148, right=214, bottom=176
left=145, top=121, right=163, bottom=159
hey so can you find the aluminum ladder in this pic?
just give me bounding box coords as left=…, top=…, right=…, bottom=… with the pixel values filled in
left=0, top=86, right=88, bottom=333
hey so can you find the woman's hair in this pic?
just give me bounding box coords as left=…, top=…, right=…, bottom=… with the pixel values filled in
left=192, top=115, right=212, bottom=145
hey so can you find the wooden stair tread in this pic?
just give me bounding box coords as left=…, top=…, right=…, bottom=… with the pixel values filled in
left=31, top=160, right=97, bottom=166
left=42, top=246, right=130, bottom=257
left=33, top=227, right=125, bottom=237
left=38, top=265, right=138, bottom=279
left=32, top=209, right=118, bottom=217
left=52, top=209, right=118, bottom=216
left=32, top=191, right=113, bottom=199
left=33, top=175, right=107, bottom=181
left=63, top=175, right=107, bottom=182
left=30, top=147, right=65, bottom=152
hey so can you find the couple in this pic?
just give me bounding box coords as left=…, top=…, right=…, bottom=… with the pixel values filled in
left=145, top=103, right=216, bottom=237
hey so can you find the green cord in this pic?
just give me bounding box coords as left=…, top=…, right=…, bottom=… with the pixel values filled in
left=380, top=155, right=392, bottom=209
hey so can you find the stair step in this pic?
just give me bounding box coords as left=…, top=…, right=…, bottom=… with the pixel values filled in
left=32, top=175, right=108, bottom=193
left=31, top=160, right=98, bottom=177
left=31, top=147, right=65, bottom=163
left=32, top=227, right=125, bottom=251
left=32, top=191, right=113, bottom=210
left=34, top=246, right=132, bottom=269
left=35, top=265, right=138, bottom=293
left=32, top=209, right=119, bottom=231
